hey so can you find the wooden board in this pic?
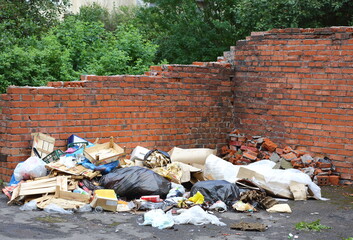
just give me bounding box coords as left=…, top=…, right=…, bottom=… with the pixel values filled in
left=46, top=162, right=100, bottom=179
left=54, top=186, right=90, bottom=203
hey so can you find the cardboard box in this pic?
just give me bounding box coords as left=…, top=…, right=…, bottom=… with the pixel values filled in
left=90, top=189, right=118, bottom=212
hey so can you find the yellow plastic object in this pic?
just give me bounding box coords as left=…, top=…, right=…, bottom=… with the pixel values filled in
left=188, top=191, right=204, bottom=204
left=94, top=189, right=117, bottom=199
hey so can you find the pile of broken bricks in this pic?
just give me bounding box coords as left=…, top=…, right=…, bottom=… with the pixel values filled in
left=221, top=129, right=340, bottom=186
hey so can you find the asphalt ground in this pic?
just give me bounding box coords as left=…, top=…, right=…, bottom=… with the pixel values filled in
left=0, top=185, right=352, bottom=240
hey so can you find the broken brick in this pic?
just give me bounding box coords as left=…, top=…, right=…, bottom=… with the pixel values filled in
left=283, top=146, right=293, bottom=154
left=316, top=161, right=332, bottom=169
left=240, top=145, right=258, bottom=153
left=229, top=141, right=242, bottom=147
left=282, top=152, right=297, bottom=161
left=221, top=145, right=230, bottom=155
left=243, top=152, right=257, bottom=161
left=291, top=159, right=304, bottom=168
left=262, top=138, right=277, bottom=152
left=275, top=148, right=284, bottom=155
left=329, top=175, right=340, bottom=185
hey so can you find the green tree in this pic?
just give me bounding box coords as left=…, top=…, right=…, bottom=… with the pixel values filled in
left=138, top=0, right=353, bottom=64
left=0, top=14, right=158, bottom=92
left=0, top=0, right=69, bottom=48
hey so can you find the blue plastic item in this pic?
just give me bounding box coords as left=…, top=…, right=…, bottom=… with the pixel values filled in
left=80, top=159, right=119, bottom=174
left=9, top=173, right=20, bottom=186
left=67, top=134, right=93, bottom=146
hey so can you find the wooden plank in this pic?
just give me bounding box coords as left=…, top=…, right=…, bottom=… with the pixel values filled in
left=20, top=186, right=56, bottom=196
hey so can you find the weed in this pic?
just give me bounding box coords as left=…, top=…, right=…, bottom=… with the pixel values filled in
left=295, top=219, right=330, bottom=231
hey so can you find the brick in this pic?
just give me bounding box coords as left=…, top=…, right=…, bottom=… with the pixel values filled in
left=282, top=152, right=297, bottom=161
left=262, top=138, right=277, bottom=152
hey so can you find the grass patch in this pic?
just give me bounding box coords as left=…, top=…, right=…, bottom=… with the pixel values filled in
left=295, top=219, right=330, bottom=231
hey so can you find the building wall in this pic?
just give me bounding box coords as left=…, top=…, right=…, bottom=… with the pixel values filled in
left=224, top=27, right=353, bottom=180
left=69, top=0, right=138, bottom=13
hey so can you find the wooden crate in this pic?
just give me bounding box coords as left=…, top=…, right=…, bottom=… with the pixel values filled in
left=31, top=133, right=55, bottom=159
left=84, top=137, right=125, bottom=166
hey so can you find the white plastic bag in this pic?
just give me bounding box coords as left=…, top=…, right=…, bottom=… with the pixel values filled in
left=140, top=209, right=174, bottom=229
left=14, top=156, right=47, bottom=181
left=209, top=200, right=227, bottom=212
left=19, top=200, right=37, bottom=211
left=173, top=206, right=226, bottom=226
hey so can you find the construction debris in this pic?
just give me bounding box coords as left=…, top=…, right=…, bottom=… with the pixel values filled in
left=0, top=131, right=331, bottom=232
left=222, top=129, right=340, bottom=186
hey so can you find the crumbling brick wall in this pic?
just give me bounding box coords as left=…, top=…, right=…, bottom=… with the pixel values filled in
left=0, top=63, right=234, bottom=181
left=1, top=27, right=352, bottom=182
left=224, top=27, right=353, bottom=180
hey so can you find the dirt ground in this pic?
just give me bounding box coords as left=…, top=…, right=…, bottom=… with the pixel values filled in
left=0, top=185, right=352, bottom=240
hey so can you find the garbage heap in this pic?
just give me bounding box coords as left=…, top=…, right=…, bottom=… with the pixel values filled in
left=221, top=129, right=340, bottom=186
left=1, top=132, right=328, bottom=230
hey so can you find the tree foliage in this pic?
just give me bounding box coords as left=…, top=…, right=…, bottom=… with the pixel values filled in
left=137, top=0, right=353, bottom=64
left=0, top=3, right=158, bottom=93
left=1, top=0, right=353, bottom=92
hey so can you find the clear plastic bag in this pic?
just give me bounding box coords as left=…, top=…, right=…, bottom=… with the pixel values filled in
left=19, top=200, right=37, bottom=211
left=77, top=204, right=92, bottom=213
left=44, top=203, right=73, bottom=214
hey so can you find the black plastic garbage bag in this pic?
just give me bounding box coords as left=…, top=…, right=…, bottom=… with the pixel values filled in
left=190, top=180, right=240, bottom=205
left=99, top=166, right=171, bottom=199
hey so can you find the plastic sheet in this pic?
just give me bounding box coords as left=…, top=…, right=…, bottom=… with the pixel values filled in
left=44, top=203, right=73, bottom=214
left=19, top=200, right=37, bottom=211
left=204, top=154, right=239, bottom=183
left=13, top=156, right=47, bottom=181
left=139, top=209, right=174, bottom=229
left=190, top=180, right=240, bottom=205
left=99, top=166, right=171, bottom=199
left=239, top=160, right=327, bottom=200
left=173, top=206, right=226, bottom=226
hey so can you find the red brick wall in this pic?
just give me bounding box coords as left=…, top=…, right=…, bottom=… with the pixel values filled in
left=0, top=63, right=234, bottom=181
left=225, top=27, right=353, bottom=180
left=1, top=27, right=352, bottom=182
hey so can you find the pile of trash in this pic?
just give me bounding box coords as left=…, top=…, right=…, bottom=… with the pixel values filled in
left=1, top=132, right=328, bottom=230
left=221, top=129, right=340, bottom=186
